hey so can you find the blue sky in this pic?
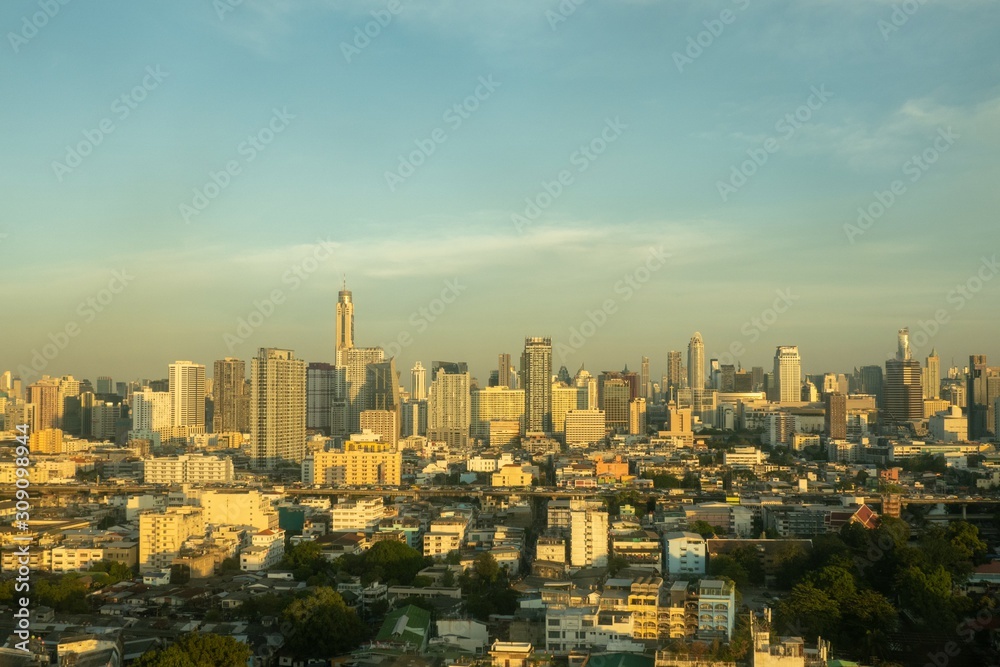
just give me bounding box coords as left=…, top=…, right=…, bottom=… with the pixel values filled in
left=2, top=0, right=999, bottom=386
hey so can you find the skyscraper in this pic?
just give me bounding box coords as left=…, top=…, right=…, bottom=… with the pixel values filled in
left=825, top=392, right=847, bottom=439
left=602, top=378, right=630, bottom=432
left=168, top=361, right=206, bottom=436
left=251, top=348, right=306, bottom=468
left=968, top=354, right=989, bottom=440
left=306, top=362, right=336, bottom=434
left=337, top=347, right=384, bottom=434
left=884, top=330, right=923, bottom=425
left=214, top=357, right=247, bottom=433
left=667, top=350, right=682, bottom=397
left=335, top=281, right=354, bottom=361
left=27, top=378, right=61, bottom=432
left=428, top=362, right=471, bottom=449
left=96, top=376, right=114, bottom=395
left=411, top=361, right=427, bottom=400
left=773, top=346, right=802, bottom=404
left=367, top=359, right=401, bottom=440
left=923, top=349, right=940, bottom=400
left=498, top=353, right=512, bottom=388
left=640, top=356, right=650, bottom=399
left=860, top=365, right=884, bottom=406
left=687, top=333, right=705, bottom=391
left=522, top=337, right=552, bottom=433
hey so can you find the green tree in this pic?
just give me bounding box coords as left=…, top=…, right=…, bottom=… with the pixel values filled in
left=896, top=564, right=954, bottom=627
left=217, top=557, right=241, bottom=574
left=473, top=552, right=500, bottom=584
left=707, top=556, right=749, bottom=589
left=688, top=521, right=716, bottom=539
left=282, top=587, right=368, bottom=657
left=89, top=560, right=134, bottom=585
left=803, top=565, right=856, bottom=606
left=133, top=633, right=252, bottom=667
left=363, top=540, right=428, bottom=585
left=775, top=582, right=841, bottom=641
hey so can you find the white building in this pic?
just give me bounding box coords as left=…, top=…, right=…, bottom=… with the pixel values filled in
left=428, top=362, right=471, bottom=449
left=240, top=528, right=285, bottom=571
left=773, top=346, right=802, bottom=404
left=195, top=489, right=277, bottom=531
left=143, top=454, right=234, bottom=484
left=723, top=446, right=764, bottom=467
left=564, top=409, right=606, bottom=446
left=929, top=405, right=968, bottom=442
left=331, top=497, right=385, bottom=531
left=168, top=361, right=206, bottom=437
left=664, top=532, right=706, bottom=576
left=697, top=579, right=736, bottom=640
left=138, top=507, right=205, bottom=572
left=570, top=500, right=608, bottom=567
left=132, top=389, right=172, bottom=440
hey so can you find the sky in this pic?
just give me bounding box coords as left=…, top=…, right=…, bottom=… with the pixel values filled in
left=2, top=0, right=999, bottom=388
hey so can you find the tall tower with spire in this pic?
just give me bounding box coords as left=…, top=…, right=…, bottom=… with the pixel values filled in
left=335, top=278, right=354, bottom=363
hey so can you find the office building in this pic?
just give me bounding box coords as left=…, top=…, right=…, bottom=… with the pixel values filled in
left=168, top=361, right=206, bottom=437
left=968, top=354, right=990, bottom=440
left=773, top=346, right=802, bottom=404
left=629, top=397, right=647, bottom=435
left=884, top=330, right=923, bottom=424
left=251, top=348, right=307, bottom=468
left=338, top=346, right=384, bottom=434
left=923, top=349, right=940, bottom=400
left=96, top=376, right=114, bottom=395
left=213, top=357, right=247, bottom=433
left=307, top=362, right=336, bottom=434
left=27, top=378, right=61, bottom=432
left=551, top=383, right=587, bottom=434
left=428, top=362, right=471, bottom=449
left=564, top=409, right=606, bottom=446
left=602, top=378, right=630, bottom=432
left=498, top=353, right=512, bottom=389
left=471, top=387, right=525, bottom=441
left=825, top=393, right=847, bottom=440
left=667, top=350, right=683, bottom=396
left=522, top=337, right=553, bottom=433
left=411, top=361, right=427, bottom=400
left=640, top=356, right=650, bottom=398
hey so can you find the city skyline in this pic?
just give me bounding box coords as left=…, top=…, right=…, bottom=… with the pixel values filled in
left=2, top=1, right=999, bottom=384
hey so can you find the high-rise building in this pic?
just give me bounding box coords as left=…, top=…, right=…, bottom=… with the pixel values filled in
left=773, top=346, right=802, bottom=404
left=640, top=357, right=650, bottom=399
left=428, top=362, right=471, bottom=449
left=825, top=393, right=847, bottom=440
left=498, top=353, right=512, bottom=389
left=667, top=351, right=683, bottom=397
left=411, top=362, right=427, bottom=400
left=366, top=359, right=401, bottom=440
left=551, top=383, right=587, bottom=434
left=750, top=366, right=764, bottom=392
left=968, top=354, right=990, bottom=440
left=168, top=361, right=206, bottom=436
left=132, top=389, right=171, bottom=440
left=139, top=507, right=204, bottom=572
left=337, top=347, right=384, bottom=434
left=603, top=378, right=630, bottom=432
left=687, top=334, right=705, bottom=391
left=360, top=409, right=399, bottom=449
left=401, top=399, right=428, bottom=438
left=214, top=357, right=247, bottom=433
left=884, top=330, right=923, bottom=425
left=923, top=350, right=940, bottom=400
left=471, top=387, right=525, bottom=441
left=27, top=378, right=61, bottom=432
left=629, top=397, right=647, bottom=435
left=306, top=362, right=336, bottom=434
left=860, top=365, right=884, bottom=407
left=574, top=368, right=598, bottom=409
left=335, top=282, right=354, bottom=359
left=251, top=348, right=306, bottom=468
left=720, top=365, right=736, bottom=393
left=522, top=337, right=553, bottom=432
left=96, top=376, right=114, bottom=395
left=564, top=409, right=606, bottom=445
left=569, top=500, right=608, bottom=567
